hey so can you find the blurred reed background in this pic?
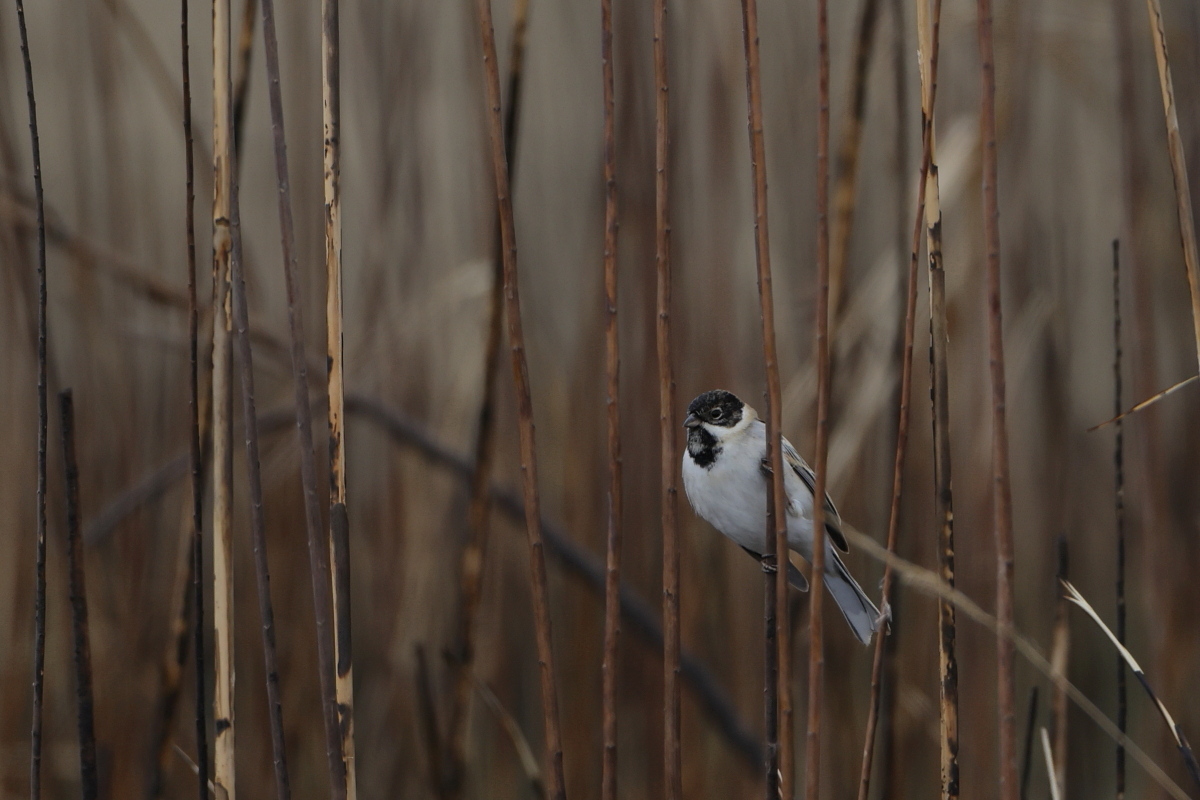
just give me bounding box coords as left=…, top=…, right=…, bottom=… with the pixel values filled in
left=2, top=0, right=1199, bottom=798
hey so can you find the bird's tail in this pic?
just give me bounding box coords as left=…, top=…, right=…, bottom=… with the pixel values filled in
left=825, top=552, right=879, bottom=645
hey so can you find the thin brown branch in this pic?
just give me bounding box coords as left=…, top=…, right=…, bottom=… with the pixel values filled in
left=1143, top=0, right=1200, bottom=375
left=60, top=391, right=99, bottom=800
left=1019, top=687, right=1039, bottom=800
left=1086, top=374, right=1197, bottom=431
left=976, top=0, right=1018, bottom=796
left=599, top=0, right=622, bottom=796
left=829, top=0, right=881, bottom=323
left=806, top=0, right=833, bottom=797
left=414, top=645, right=446, bottom=798
left=229, top=143, right=292, bottom=800
left=210, top=0, right=236, bottom=792
left=448, top=1, right=530, bottom=793
left=255, top=0, right=348, bottom=792
left=654, top=0, right=682, bottom=798
left=738, top=0, right=789, bottom=794
left=322, top=0, right=356, bottom=792
left=472, top=1, right=566, bottom=796
left=16, top=0, right=48, bottom=792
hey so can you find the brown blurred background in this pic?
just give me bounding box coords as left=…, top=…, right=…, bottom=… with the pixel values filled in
left=2, top=0, right=1200, bottom=798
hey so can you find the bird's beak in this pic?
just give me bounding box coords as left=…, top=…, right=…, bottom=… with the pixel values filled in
left=683, top=413, right=701, bottom=429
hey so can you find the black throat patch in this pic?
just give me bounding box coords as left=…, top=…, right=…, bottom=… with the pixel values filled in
left=687, top=425, right=720, bottom=469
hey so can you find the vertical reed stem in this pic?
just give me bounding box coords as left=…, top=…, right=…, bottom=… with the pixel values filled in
left=805, top=0, right=832, bottom=797
left=599, top=0, right=622, bottom=796
left=653, top=1, right=682, bottom=797
left=1112, top=238, right=1127, bottom=799
left=61, top=391, right=99, bottom=800
left=182, top=0, right=210, bottom=791
left=210, top=0, right=236, bottom=792
left=255, top=0, right=348, bottom=792
left=449, top=2, right=530, bottom=792
left=472, top=2, right=566, bottom=796
left=975, top=0, right=1018, bottom=796
left=1050, top=537, right=1069, bottom=795
left=323, top=0, right=357, bottom=792
left=228, top=146, right=293, bottom=800
left=737, top=0, right=789, bottom=795
left=16, top=0, right=48, bottom=793
left=1142, top=0, right=1200, bottom=375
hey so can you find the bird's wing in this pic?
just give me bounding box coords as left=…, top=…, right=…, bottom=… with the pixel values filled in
left=780, top=438, right=848, bottom=553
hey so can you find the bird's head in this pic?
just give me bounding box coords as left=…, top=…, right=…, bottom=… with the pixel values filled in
left=683, top=390, right=755, bottom=446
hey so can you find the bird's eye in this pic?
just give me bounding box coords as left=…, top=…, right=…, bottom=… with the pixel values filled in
left=711, top=408, right=723, bottom=420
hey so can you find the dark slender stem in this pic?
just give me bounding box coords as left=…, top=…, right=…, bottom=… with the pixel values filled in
left=256, top=0, right=348, bottom=793
left=415, top=645, right=445, bottom=796
left=1113, top=238, right=1127, bottom=800
left=855, top=0, right=930, bottom=795
left=60, top=391, right=99, bottom=800
left=599, top=0, right=622, bottom=796
left=653, top=0, right=681, bottom=797
left=976, top=0, right=1018, bottom=796
left=738, top=0, right=789, bottom=794
left=16, top=0, right=48, bottom=793
left=231, top=0, right=256, bottom=162
left=1050, top=537, right=1069, bottom=795
left=1019, top=687, right=1039, bottom=800
left=472, top=1, right=566, bottom=796
left=448, top=2, right=530, bottom=793
left=228, top=143, right=293, bottom=800
left=806, top=0, right=832, bottom=797
left=182, top=0, right=209, bottom=793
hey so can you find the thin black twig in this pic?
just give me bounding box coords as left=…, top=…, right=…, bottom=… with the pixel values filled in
left=228, top=145, right=292, bottom=800
left=61, top=391, right=99, bottom=800
left=1113, top=239, right=1127, bottom=798
left=182, top=0, right=209, bottom=792
left=16, top=0, right=48, bottom=792
left=1019, top=686, right=1039, bottom=800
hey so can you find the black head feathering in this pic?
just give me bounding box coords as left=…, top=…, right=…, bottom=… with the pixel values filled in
left=686, top=390, right=745, bottom=428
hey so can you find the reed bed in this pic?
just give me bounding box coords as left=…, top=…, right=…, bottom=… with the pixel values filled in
left=6, top=2, right=1200, bottom=800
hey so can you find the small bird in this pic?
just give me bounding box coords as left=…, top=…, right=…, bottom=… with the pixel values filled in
left=681, top=389, right=880, bottom=644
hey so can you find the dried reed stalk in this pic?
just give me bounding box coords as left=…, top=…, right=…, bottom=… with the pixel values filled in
left=976, top=1, right=1018, bottom=796
left=472, top=1, right=566, bottom=795
left=599, top=0, right=622, bottom=796
left=229, top=151, right=293, bottom=800
left=61, top=391, right=99, bottom=800
left=829, top=0, right=880, bottom=323
left=448, top=1, right=530, bottom=791
left=653, top=0, right=682, bottom=797
left=1112, top=239, right=1127, bottom=799
left=841, top=527, right=1192, bottom=800
left=855, top=0, right=932, bottom=793
left=1143, top=0, right=1200, bottom=375
left=917, top=3, right=960, bottom=798
left=414, top=644, right=446, bottom=796
left=255, top=0, right=348, bottom=792
left=1049, top=538, right=1069, bottom=794
left=322, top=0, right=356, bottom=793
left=473, top=676, right=546, bottom=799
left=16, top=0, right=48, bottom=792
left=1063, top=583, right=1200, bottom=791
left=737, top=0, right=789, bottom=794
left=1039, top=729, right=1061, bottom=800
left=805, top=1, right=833, bottom=797
left=210, top=0, right=237, bottom=792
